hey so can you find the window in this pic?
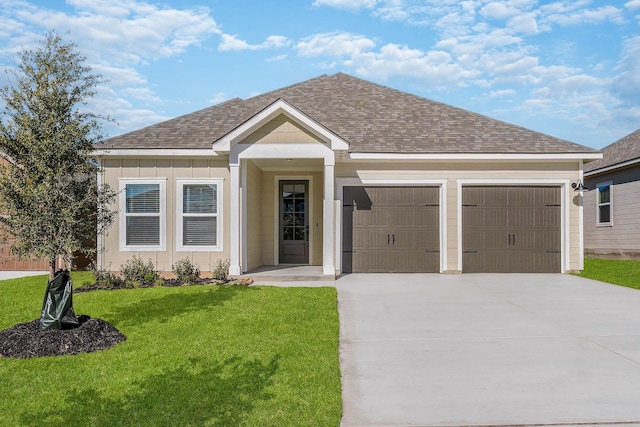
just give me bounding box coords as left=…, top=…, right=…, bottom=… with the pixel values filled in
left=119, top=179, right=166, bottom=251
left=177, top=179, right=223, bottom=251
left=596, top=182, right=612, bottom=226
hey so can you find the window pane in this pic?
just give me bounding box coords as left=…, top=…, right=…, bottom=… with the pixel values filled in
left=599, top=205, right=611, bottom=223
left=183, top=217, right=216, bottom=246
left=283, top=227, right=293, bottom=240
left=184, top=184, right=216, bottom=214
left=294, top=227, right=305, bottom=240
left=598, top=186, right=610, bottom=204
left=126, top=184, right=159, bottom=213
left=126, top=217, right=159, bottom=245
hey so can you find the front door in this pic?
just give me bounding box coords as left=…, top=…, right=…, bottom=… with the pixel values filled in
left=279, top=181, right=309, bottom=264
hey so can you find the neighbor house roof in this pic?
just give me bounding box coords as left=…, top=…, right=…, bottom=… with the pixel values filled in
left=98, top=73, right=596, bottom=154
left=584, top=129, right=640, bottom=174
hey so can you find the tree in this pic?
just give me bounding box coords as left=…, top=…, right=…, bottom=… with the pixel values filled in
left=0, top=32, right=116, bottom=278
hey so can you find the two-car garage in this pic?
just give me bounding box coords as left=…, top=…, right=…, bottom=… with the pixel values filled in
left=341, top=185, right=563, bottom=274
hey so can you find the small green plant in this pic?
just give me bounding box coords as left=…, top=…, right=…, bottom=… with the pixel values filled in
left=120, top=255, right=161, bottom=287
left=92, top=265, right=126, bottom=289
left=211, top=259, right=230, bottom=282
left=172, top=258, right=201, bottom=285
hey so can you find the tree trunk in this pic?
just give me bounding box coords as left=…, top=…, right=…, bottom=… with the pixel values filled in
left=49, top=256, right=56, bottom=280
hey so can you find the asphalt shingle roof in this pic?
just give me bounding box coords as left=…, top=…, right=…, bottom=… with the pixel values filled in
left=584, top=129, right=640, bottom=173
left=99, top=73, right=596, bottom=154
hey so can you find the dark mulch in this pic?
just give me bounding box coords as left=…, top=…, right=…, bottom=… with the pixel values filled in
left=74, top=277, right=223, bottom=293
left=0, top=315, right=126, bottom=359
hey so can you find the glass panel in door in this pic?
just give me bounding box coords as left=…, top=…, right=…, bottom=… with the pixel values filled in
left=279, top=181, right=309, bottom=264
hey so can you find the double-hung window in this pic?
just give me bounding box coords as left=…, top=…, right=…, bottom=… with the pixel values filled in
left=119, top=179, right=166, bottom=251
left=596, top=181, right=612, bottom=226
left=176, top=179, right=223, bottom=251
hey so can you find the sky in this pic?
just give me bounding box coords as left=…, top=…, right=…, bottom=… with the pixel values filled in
left=0, top=0, right=639, bottom=149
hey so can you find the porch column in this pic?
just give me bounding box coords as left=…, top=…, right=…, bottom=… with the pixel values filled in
left=229, top=159, right=242, bottom=276
left=323, top=157, right=335, bottom=276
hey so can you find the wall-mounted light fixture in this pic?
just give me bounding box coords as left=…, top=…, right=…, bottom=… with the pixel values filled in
left=571, top=179, right=584, bottom=192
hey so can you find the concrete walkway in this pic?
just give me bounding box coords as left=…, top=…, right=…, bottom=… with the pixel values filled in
left=337, top=274, right=640, bottom=426
left=0, top=271, right=48, bottom=280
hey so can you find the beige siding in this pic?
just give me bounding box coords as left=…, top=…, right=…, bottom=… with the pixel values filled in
left=336, top=161, right=582, bottom=273
left=584, top=167, right=640, bottom=258
left=101, top=158, right=230, bottom=273
left=243, top=114, right=323, bottom=145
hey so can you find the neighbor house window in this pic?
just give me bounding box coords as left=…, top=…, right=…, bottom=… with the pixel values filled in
left=596, top=182, right=612, bottom=226
left=176, top=179, right=223, bottom=251
left=119, top=179, right=166, bottom=251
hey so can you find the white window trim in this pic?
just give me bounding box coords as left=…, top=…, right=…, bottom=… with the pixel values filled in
left=596, top=181, right=613, bottom=227
left=176, top=178, right=224, bottom=252
left=119, top=178, right=167, bottom=252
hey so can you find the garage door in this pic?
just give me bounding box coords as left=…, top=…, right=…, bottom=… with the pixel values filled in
left=462, top=186, right=561, bottom=273
left=342, top=186, right=440, bottom=273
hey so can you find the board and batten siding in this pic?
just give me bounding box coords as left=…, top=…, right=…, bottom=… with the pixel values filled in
left=101, top=158, right=230, bottom=273
left=584, top=165, right=640, bottom=259
left=336, top=160, right=582, bottom=272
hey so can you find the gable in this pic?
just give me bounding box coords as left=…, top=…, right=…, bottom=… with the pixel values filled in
left=242, top=114, right=324, bottom=145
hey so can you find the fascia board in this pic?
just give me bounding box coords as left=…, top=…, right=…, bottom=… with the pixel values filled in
left=584, top=157, right=640, bottom=177
left=94, top=149, right=218, bottom=157
left=348, top=152, right=603, bottom=161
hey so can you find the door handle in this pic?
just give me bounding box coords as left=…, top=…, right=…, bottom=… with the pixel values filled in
left=392, top=234, right=395, bottom=245
left=508, top=234, right=512, bottom=246
left=387, top=234, right=390, bottom=245
left=512, top=234, right=516, bottom=246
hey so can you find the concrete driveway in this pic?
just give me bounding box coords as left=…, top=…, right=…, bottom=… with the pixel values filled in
left=337, top=274, right=640, bottom=426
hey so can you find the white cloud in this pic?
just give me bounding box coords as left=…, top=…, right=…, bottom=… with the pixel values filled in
left=0, top=0, right=220, bottom=136
left=541, top=4, right=624, bottom=26
left=489, top=89, right=516, bottom=98
left=297, top=32, right=376, bottom=57
left=345, top=43, right=480, bottom=84
left=208, top=92, right=229, bottom=105
left=480, top=2, right=521, bottom=20
left=626, top=0, right=640, bottom=9
left=611, top=36, right=640, bottom=109
left=507, top=13, right=538, bottom=35
left=219, top=34, right=290, bottom=51
left=312, top=0, right=378, bottom=10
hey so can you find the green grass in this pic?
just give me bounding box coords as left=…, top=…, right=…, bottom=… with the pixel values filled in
left=577, top=258, right=640, bottom=290
left=0, top=276, right=341, bottom=426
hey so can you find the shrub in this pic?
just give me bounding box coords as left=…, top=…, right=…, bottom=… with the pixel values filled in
left=120, top=256, right=161, bottom=287
left=212, top=259, right=230, bottom=282
left=172, top=258, right=201, bottom=285
left=93, top=265, right=126, bottom=289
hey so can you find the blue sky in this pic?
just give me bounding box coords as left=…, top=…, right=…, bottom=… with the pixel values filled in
left=1, top=0, right=639, bottom=149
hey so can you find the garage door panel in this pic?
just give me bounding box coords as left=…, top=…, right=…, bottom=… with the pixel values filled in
left=462, top=186, right=561, bottom=273
left=342, top=186, right=440, bottom=273
left=352, top=208, right=389, bottom=227
left=463, top=252, right=510, bottom=273
left=463, top=207, right=508, bottom=227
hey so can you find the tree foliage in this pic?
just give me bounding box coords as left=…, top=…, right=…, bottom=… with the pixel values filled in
left=0, top=32, right=117, bottom=274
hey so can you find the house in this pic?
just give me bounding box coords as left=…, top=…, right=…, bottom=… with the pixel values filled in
left=95, top=73, right=601, bottom=275
left=583, top=129, right=640, bottom=259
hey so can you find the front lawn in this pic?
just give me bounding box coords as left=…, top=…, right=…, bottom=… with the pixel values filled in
left=0, top=275, right=341, bottom=426
left=578, top=258, right=640, bottom=290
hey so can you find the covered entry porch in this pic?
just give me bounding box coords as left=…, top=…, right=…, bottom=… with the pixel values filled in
left=217, top=100, right=349, bottom=277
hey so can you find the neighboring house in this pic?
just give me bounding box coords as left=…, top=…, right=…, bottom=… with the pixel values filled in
left=95, top=73, right=600, bottom=275
left=583, top=129, right=640, bottom=259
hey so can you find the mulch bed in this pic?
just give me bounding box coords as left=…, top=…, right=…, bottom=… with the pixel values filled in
left=0, top=315, right=126, bottom=359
